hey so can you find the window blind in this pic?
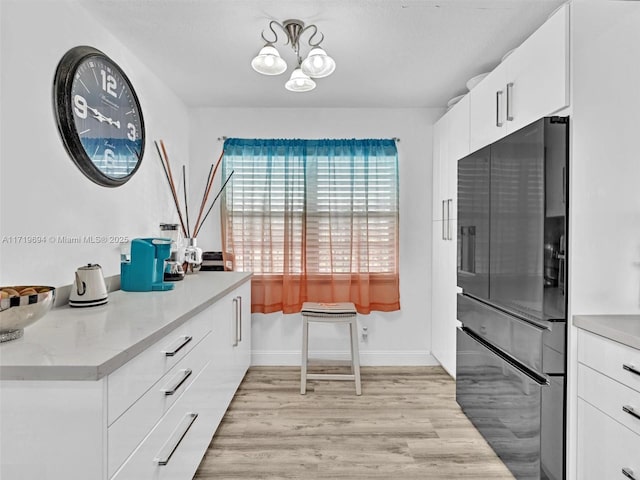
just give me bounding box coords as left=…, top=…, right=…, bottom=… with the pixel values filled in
left=220, top=138, right=400, bottom=314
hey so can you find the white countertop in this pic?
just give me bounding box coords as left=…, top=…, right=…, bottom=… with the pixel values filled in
left=0, top=272, right=251, bottom=381
left=573, top=314, right=640, bottom=350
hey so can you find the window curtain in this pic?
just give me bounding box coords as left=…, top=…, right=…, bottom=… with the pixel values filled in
left=221, top=138, right=400, bottom=315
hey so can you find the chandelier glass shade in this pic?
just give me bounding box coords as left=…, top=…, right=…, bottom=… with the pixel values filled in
left=285, top=67, right=316, bottom=92
left=300, top=47, right=336, bottom=78
left=251, top=45, right=287, bottom=75
left=251, top=19, right=335, bottom=92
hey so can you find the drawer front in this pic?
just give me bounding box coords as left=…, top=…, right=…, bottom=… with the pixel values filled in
left=578, top=329, right=640, bottom=394
left=578, top=363, right=640, bottom=437
left=108, top=308, right=212, bottom=424
left=456, top=328, right=547, bottom=480
left=108, top=332, right=212, bottom=477
left=111, top=361, right=234, bottom=480
left=577, top=398, right=640, bottom=480
left=457, top=294, right=544, bottom=372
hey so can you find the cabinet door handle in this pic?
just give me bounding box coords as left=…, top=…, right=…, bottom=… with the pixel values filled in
left=622, top=467, right=637, bottom=480
left=232, top=298, right=239, bottom=347
left=154, top=412, right=198, bottom=466
left=161, top=368, right=192, bottom=396
left=162, top=335, right=192, bottom=357
left=622, top=405, right=640, bottom=421
left=496, top=90, right=504, bottom=127
left=447, top=199, right=452, bottom=240
left=506, top=82, right=514, bottom=121
left=236, top=295, right=242, bottom=342
left=623, top=363, right=640, bottom=377
left=442, top=200, right=446, bottom=240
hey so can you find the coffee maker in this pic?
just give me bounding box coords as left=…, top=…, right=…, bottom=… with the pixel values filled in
left=121, top=238, right=175, bottom=292
left=159, top=223, right=185, bottom=281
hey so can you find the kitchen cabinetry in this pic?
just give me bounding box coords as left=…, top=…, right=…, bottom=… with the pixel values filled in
left=0, top=273, right=252, bottom=480
left=431, top=95, right=468, bottom=377
left=469, top=4, right=569, bottom=152
left=576, top=329, right=640, bottom=480
left=431, top=216, right=458, bottom=377
left=432, top=95, right=469, bottom=225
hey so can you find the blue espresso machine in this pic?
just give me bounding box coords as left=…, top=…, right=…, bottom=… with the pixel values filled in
left=121, top=238, right=175, bottom=292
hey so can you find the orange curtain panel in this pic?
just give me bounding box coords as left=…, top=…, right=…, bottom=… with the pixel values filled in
left=220, top=138, right=400, bottom=315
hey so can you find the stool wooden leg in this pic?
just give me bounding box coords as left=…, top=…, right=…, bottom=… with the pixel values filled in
left=301, top=316, right=309, bottom=394
left=350, top=318, right=362, bottom=395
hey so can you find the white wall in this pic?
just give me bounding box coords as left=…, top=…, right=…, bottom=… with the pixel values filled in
left=0, top=0, right=189, bottom=287
left=566, top=3, right=640, bottom=479
left=189, top=107, right=440, bottom=365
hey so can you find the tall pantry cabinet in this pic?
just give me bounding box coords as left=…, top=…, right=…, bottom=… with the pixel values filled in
left=431, top=95, right=469, bottom=378
left=430, top=2, right=640, bottom=479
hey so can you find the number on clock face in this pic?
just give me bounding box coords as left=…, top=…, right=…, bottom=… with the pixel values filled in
left=70, top=57, right=143, bottom=179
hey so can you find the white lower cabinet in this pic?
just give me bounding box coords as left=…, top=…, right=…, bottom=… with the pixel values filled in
left=112, top=361, right=226, bottom=480
left=577, top=399, right=640, bottom=480
left=577, top=330, right=640, bottom=480
left=0, top=277, right=251, bottom=480
left=108, top=332, right=213, bottom=476
left=109, top=281, right=251, bottom=480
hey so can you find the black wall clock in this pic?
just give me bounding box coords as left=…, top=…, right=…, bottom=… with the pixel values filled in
left=53, top=46, right=145, bottom=187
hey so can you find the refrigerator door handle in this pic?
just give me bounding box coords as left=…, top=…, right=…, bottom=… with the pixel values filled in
left=562, top=166, right=566, bottom=204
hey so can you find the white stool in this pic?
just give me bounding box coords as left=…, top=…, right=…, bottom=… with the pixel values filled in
left=300, top=302, right=361, bottom=396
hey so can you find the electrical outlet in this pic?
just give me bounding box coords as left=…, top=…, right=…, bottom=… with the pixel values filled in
left=361, top=326, right=368, bottom=342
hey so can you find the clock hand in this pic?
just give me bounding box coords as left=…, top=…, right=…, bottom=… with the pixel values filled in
left=87, top=106, right=120, bottom=129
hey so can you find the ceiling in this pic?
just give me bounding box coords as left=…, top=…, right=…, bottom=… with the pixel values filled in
left=80, top=0, right=565, bottom=109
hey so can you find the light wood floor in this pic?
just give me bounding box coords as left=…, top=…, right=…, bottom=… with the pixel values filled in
left=194, top=366, right=515, bottom=479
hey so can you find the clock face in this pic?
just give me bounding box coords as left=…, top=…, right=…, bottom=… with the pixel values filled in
left=53, top=46, right=145, bottom=187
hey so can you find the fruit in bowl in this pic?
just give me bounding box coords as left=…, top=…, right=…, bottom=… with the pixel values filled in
left=0, top=286, right=56, bottom=342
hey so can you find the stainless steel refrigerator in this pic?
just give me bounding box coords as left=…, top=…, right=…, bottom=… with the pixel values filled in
left=456, top=117, right=568, bottom=480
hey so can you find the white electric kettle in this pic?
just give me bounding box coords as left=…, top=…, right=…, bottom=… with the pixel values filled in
left=69, top=264, right=108, bottom=308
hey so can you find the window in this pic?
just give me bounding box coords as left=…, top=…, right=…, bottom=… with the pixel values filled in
left=221, top=138, right=400, bottom=314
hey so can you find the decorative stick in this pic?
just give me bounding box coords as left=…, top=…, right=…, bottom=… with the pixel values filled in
left=194, top=163, right=214, bottom=237
left=193, top=170, right=234, bottom=238
left=154, top=140, right=187, bottom=237
left=160, top=140, right=187, bottom=236
left=192, top=149, right=225, bottom=236
left=182, top=165, right=190, bottom=237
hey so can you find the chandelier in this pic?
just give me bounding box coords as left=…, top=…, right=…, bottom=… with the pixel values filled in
left=251, top=19, right=336, bottom=92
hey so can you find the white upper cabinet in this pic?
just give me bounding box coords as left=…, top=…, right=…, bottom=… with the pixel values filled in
left=469, top=4, right=569, bottom=152
left=432, top=119, right=444, bottom=221
left=446, top=94, right=471, bottom=164
left=432, top=95, right=470, bottom=223
left=468, top=63, right=509, bottom=151
left=505, top=4, right=569, bottom=133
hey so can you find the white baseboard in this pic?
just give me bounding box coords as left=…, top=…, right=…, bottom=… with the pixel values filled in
left=251, top=350, right=440, bottom=366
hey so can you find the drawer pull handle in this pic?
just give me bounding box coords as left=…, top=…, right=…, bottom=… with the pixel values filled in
left=154, top=412, right=198, bottom=466
left=622, top=467, right=636, bottom=480
left=622, top=405, right=640, bottom=421
left=161, top=368, right=192, bottom=396
left=163, top=335, right=192, bottom=357
left=623, top=363, right=640, bottom=377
